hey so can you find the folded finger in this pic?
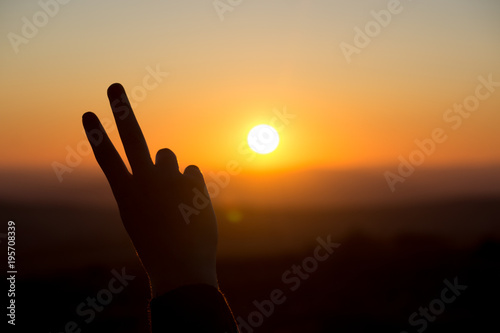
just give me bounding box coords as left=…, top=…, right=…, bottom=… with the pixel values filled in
left=183, top=165, right=209, bottom=193
left=155, top=148, right=180, bottom=175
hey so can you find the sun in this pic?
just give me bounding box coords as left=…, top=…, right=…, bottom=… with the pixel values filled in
left=247, top=124, right=280, bottom=154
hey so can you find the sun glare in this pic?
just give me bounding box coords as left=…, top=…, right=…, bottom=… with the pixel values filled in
left=247, top=125, right=280, bottom=154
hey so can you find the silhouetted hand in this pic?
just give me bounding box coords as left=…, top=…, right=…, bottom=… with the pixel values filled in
left=82, top=83, right=218, bottom=297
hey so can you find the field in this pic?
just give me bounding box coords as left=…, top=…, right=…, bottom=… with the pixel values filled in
left=3, top=197, right=499, bottom=332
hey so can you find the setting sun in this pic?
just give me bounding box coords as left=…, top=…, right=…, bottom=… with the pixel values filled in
left=2, top=1, right=500, bottom=331
left=247, top=124, right=280, bottom=154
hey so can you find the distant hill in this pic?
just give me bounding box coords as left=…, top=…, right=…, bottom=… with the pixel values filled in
left=2, top=165, right=500, bottom=208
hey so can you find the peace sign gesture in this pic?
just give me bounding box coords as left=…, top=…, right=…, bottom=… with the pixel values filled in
left=82, top=83, right=218, bottom=297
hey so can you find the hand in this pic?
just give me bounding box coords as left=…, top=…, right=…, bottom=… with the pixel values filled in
left=82, top=83, right=218, bottom=297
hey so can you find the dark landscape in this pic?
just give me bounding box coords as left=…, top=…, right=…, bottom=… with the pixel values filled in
left=3, top=196, right=499, bottom=332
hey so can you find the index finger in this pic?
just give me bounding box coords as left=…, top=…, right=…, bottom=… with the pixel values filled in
left=107, top=83, right=153, bottom=175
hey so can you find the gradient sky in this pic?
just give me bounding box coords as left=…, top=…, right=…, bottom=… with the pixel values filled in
left=1, top=0, right=500, bottom=182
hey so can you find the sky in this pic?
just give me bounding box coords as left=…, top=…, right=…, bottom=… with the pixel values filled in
left=1, top=0, right=500, bottom=206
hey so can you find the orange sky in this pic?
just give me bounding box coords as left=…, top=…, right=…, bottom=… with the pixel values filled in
left=1, top=1, right=500, bottom=194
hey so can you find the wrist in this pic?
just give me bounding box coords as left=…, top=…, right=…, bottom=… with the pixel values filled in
left=148, top=270, right=218, bottom=298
